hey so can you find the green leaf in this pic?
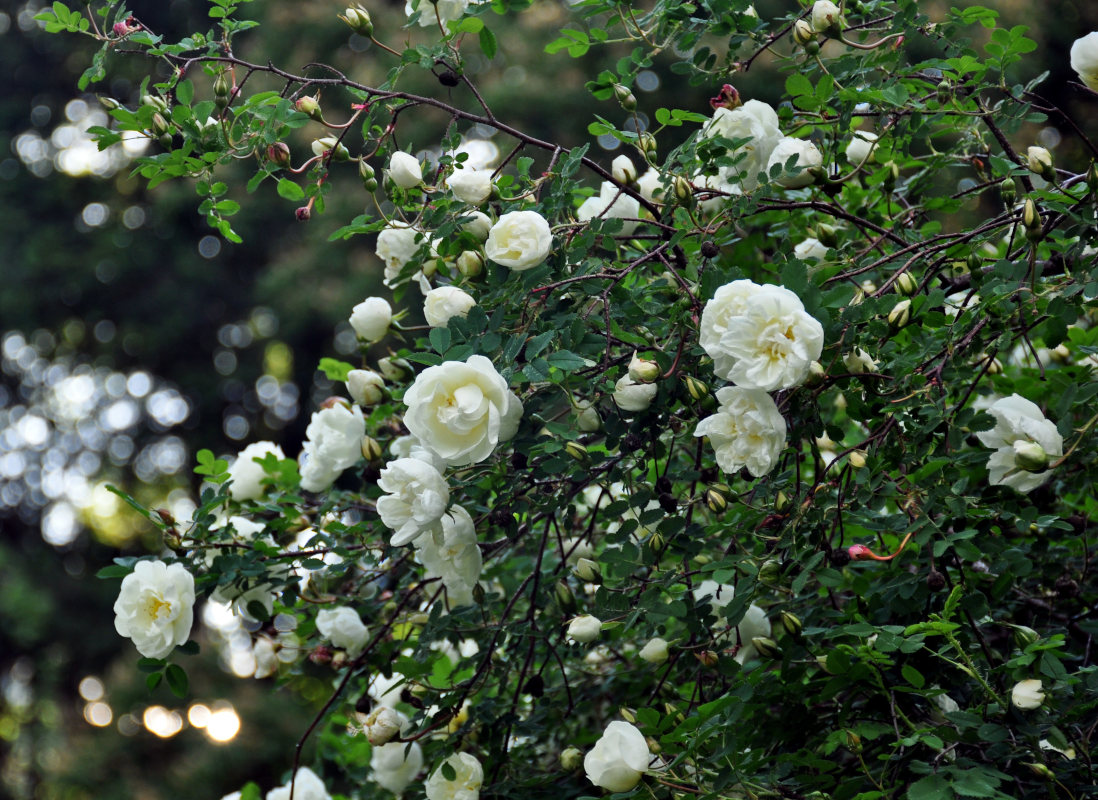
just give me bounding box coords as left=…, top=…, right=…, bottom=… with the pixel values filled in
left=165, top=664, right=189, bottom=698
left=96, top=564, right=134, bottom=579
left=105, top=485, right=153, bottom=520
left=318, top=358, right=354, bottom=381
left=908, top=775, right=953, bottom=800
left=786, top=74, right=813, bottom=97
left=902, top=664, right=925, bottom=688
left=525, top=331, right=554, bottom=360
left=176, top=79, right=194, bottom=106
left=277, top=178, right=305, bottom=201
left=137, top=658, right=165, bottom=673
left=479, top=27, right=498, bottom=60
left=146, top=672, right=163, bottom=691
left=430, top=327, right=452, bottom=355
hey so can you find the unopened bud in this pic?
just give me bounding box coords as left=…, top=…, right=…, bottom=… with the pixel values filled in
left=775, top=490, right=791, bottom=513
left=894, top=271, right=918, bottom=296
left=638, top=132, right=657, bottom=160
left=758, top=558, right=782, bottom=587
left=751, top=636, right=782, bottom=659
left=359, top=160, right=378, bottom=191
left=696, top=650, right=719, bottom=668
left=613, top=83, right=637, bottom=112
left=883, top=161, right=900, bottom=191
left=151, top=112, right=171, bottom=136
left=672, top=176, right=694, bottom=206
left=848, top=450, right=867, bottom=469
left=1024, top=763, right=1056, bottom=781
left=705, top=486, right=728, bottom=513
left=684, top=375, right=709, bottom=401
left=1013, top=440, right=1048, bottom=473
left=340, top=5, right=373, bottom=37
left=295, top=95, right=323, bottom=121
left=572, top=558, right=602, bottom=584
left=267, top=142, right=291, bottom=168
left=844, top=730, right=862, bottom=754
left=560, top=747, right=583, bottom=771
left=628, top=352, right=661, bottom=383
left=793, top=19, right=815, bottom=46
left=780, top=610, right=803, bottom=639
left=378, top=356, right=412, bottom=382
left=554, top=581, right=577, bottom=614
left=99, top=96, right=121, bottom=111
left=1049, top=343, right=1071, bottom=365
left=564, top=441, right=588, bottom=462
left=936, top=80, right=951, bottom=103
left=295, top=206, right=311, bottom=221
left=612, top=155, right=638, bottom=185
left=361, top=436, right=383, bottom=463
left=1000, top=177, right=1017, bottom=208
left=457, top=250, right=484, bottom=278
left=816, top=223, right=839, bottom=248
left=213, top=72, right=232, bottom=108
left=806, top=360, right=826, bottom=385
left=141, top=94, right=167, bottom=112
left=1087, top=162, right=1098, bottom=193
left=1026, top=146, right=1054, bottom=180
left=313, top=136, right=350, bottom=162
left=1023, top=198, right=1043, bottom=240
left=888, top=299, right=912, bottom=330
left=1011, top=625, right=1039, bottom=649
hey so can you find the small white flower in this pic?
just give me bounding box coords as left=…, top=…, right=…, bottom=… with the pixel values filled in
left=371, top=740, right=424, bottom=795
left=611, top=154, right=637, bottom=184
left=388, top=150, right=423, bottom=189
left=1026, top=145, right=1053, bottom=176
left=376, top=222, right=438, bottom=287
left=1070, top=32, right=1098, bottom=91
left=694, top=386, right=787, bottom=477
left=485, top=210, right=553, bottom=271
left=311, top=137, right=349, bottom=161
left=767, top=137, right=823, bottom=188
left=228, top=441, right=285, bottom=501
left=266, top=767, right=331, bottom=800
left=577, top=182, right=640, bottom=235
left=316, top=607, right=370, bottom=655
left=406, top=0, right=470, bottom=28
left=113, top=560, right=195, bottom=659
left=361, top=705, right=407, bottom=746
left=350, top=297, right=393, bottom=341
left=377, top=458, right=450, bottom=546
left=810, top=0, right=842, bottom=33
left=425, top=752, right=483, bottom=800
left=794, top=237, right=829, bottom=261
left=842, top=347, right=877, bottom=374
left=976, top=394, right=1063, bottom=492
left=636, top=169, right=665, bottom=202
left=447, top=167, right=494, bottom=205
left=845, top=131, right=879, bottom=165
left=584, top=721, right=651, bottom=792
left=702, top=100, right=782, bottom=191
left=567, top=614, right=602, bottom=643
left=1011, top=678, right=1045, bottom=710
left=460, top=210, right=493, bottom=240
left=391, top=433, right=448, bottom=474
left=415, top=505, right=483, bottom=609
left=692, top=580, right=771, bottom=663
left=424, top=286, right=477, bottom=328
left=639, top=637, right=669, bottom=664
left=613, top=375, right=658, bottom=412
left=299, top=404, right=366, bottom=492
left=346, top=369, right=386, bottom=406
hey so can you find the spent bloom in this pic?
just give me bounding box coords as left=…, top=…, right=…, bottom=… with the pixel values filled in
left=694, top=386, right=788, bottom=477
left=425, top=752, right=483, bottom=800
left=228, top=441, right=285, bottom=501
left=485, top=210, right=553, bottom=270
left=584, top=721, right=651, bottom=793
left=976, top=394, right=1063, bottom=492
left=377, top=457, right=450, bottom=547
left=1070, top=32, right=1098, bottom=91
left=114, top=559, right=195, bottom=659
left=315, top=607, right=370, bottom=655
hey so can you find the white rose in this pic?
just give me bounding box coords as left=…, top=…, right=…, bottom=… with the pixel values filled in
left=613, top=375, right=658, bottom=412
left=113, top=559, right=195, bottom=659
left=1070, top=32, right=1098, bottom=90
left=316, top=606, right=370, bottom=655
left=692, top=581, right=771, bottom=663
left=611, top=154, right=637, bottom=184
left=976, top=394, right=1063, bottom=492
left=311, top=137, right=349, bottom=161
left=636, top=168, right=665, bottom=202
left=346, top=369, right=386, bottom=406
left=406, top=0, right=470, bottom=28
left=298, top=403, right=366, bottom=491
left=842, top=347, right=877, bottom=374
left=450, top=139, right=500, bottom=171
left=377, top=457, right=450, bottom=546
left=371, top=740, right=424, bottom=795
left=425, top=752, right=483, bottom=800
left=447, top=167, right=494, bottom=205
left=377, top=222, right=439, bottom=288
left=1011, top=678, right=1045, bottom=710
left=577, top=182, right=640, bottom=235
left=702, top=99, right=782, bottom=190
left=350, top=296, right=393, bottom=341
left=794, top=237, right=829, bottom=261
left=403, top=355, right=523, bottom=467
left=845, top=131, right=878, bottom=165
left=460, top=210, right=493, bottom=240
left=584, top=721, right=651, bottom=793
left=266, top=767, right=331, bottom=800
left=639, top=637, right=669, bottom=664
left=567, top=614, right=602, bottom=643
left=424, top=286, right=477, bottom=328
left=694, top=170, right=743, bottom=214
left=415, top=505, right=483, bottom=609
left=767, top=137, right=823, bottom=188
left=391, top=433, right=449, bottom=474
left=576, top=399, right=601, bottom=432
left=810, top=0, right=842, bottom=33
left=362, top=705, right=407, bottom=746
left=1026, top=145, right=1053, bottom=176
left=388, top=150, right=423, bottom=189
left=694, top=386, right=787, bottom=477
left=485, top=210, right=553, bottom=271
left=228, top=441, right=285, bottom=501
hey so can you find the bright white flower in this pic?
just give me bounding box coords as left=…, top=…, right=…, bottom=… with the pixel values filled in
left=388, top=151, right=423, bottom=189
left=699, top=279, right=824, bottom=390
left=611, top=154, right=638, bottom=184
left=424, top=286, right=477, bottom=328
left=577, top=182, right=640, bottom=235
left=347, top=369, right=386, bottom=406
left=253, top=636, right=279, bottom=679
left=485, top=210, right=553, bottom=271
left=403, top=355, right=523, bottom=467
left=370, top=672, right=405, bottom=708
left=311, top=137, right=349, bottom=161
left=228, top=441, right=285, bottom=501
left=1070, top=32, right=1098, bottom=91
left=567, top=614, right=602, bottom=643
left=425, top=752, right=483, bottom=800
left=316, top=607, right=370, bottom=655
left=406, top=0, right=470, bottom=28
left=702, top=99, right=782, bottom=191
left=976, top=394, right=1063, bottom=492
left=692, top=580, right=771, bottom=663
left=1011, top=678, right=1045, bottom=710
left=266, top=767, right=331, bottom=800
left=113, top=560, right=195, bottom=659
left=350, top=297, right=393, bottom=341
left=794, top=237, right=829, bottom=261
left=613, top=375, right=658, bottom=412
left=371, top=740, right=424, bottom=795
left=636, top=169, right=665, bottom=202
left=1026, top=146, right=1053, bottom=175
left=416, top=505, right=483, bottom=608
left=694, top=170, right=743, bottom=214
left=584, top=721, right=651, bottom=793
left=361, top=705, right=407, bottom=746
left=767, top=137, right=823, bottom=188
left=460, top=210, right=493, bottom=240
left=377, top=222, right=439, bottom=288
left=377, top=458, right=450, bottom=546
left=391, top=433, right=448, bottom=474
left=845, top=131, right=879, bottom=165
left=299, top=403, right=366, bottom=492
left=450, top=139, right=500, bottom=171
left=447, top=167, right=494, bottom=205
left=639, top=637, right=669, bottom=664
left=694, top=386, right=787, bottom=477
left=810, top=0, right=842, bottom=33
left=843, top=347, right=877, bottom=374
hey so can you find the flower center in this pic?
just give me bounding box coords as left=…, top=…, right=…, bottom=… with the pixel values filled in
left=144, top=592, right=173, bottom=621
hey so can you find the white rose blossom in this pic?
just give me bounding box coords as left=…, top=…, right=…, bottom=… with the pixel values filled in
left=299, top=403, right=366, bottom=492
left=845, top=130, right=879, bottom=165
left=1070, top=32, right=1098, bottom=91
left=976, top=394, right=1063, bottom=492
left=228, top=441, right=285, bottom=501
left=424, top=286, right=477, bottom=328
left=636, top=168, right=665, bottom=202
left=567, top=614, right=602, bottom=643
left=113, top=559, right=195, bottom=659
left=346, top=369, right=386, bottom=406
left=376, top=457, right=451, bottom=546
left=794, top=237, right=829, bottom=261
left=391, top=433, right=449, bottom=474
left=315, top=606, right=370, bottom=655
left=613, top=375, right=658, bottom=413
left=425, top=752, right=483, bottom=800
left=388, top=150, right=423, bottom=189
left=402, top=355, right=523, bottom=467
left=577, top=181, right=641, bottom=235
left=692, top=580, right=772, bottom=663
left=584, top=720, right=651, bottom=793
left=377, top=222, right=439, bottom=288
left=694, top=170, right=743, bottom=214
left=206, top=517, right=284, bottom=623
left=415, top=505, right=483, bottom=609
left=446, top=167, right=494, bottom=205
left=702, top=99, right=782, bottom=191
left=611, top=154, right=637, bottom=184
left=485, top=210, right=553, bottom=271
left=406, top=0, right=469, bottom=28
left=349, top=296, right=393, bottom=341
left=694, top=386, right=788, bottom=477
left=767, top=136, right=823, bottom=188
left=360, top=705, right=407, bottom=746
left=1011, top=678, right=1045, bottom=710
left=639, top=637, right=669, bottom=664
left=460, top=210, right=493, bottom=240
left=371, top=740, right=424, bottom=795
left=810, top=0, right=842, bottom=33
left=266, top=767, right=331, bottom=800
left=699, top=279, right=824, bottom=390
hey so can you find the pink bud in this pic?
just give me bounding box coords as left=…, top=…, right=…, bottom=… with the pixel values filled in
left=295, top=206, right=311, bottom=221
left=848, top=544, right=874, bottom=561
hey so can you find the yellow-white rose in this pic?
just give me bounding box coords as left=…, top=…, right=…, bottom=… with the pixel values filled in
left=694, top=386, right=787, bottom=477
left=1070, top=32, right=1098, bottom=90
left=424, top=286, right=477, bottom=328
left=584, top=721, right=651, bottom=792
left=447, top=167, right=494, bottom=205
left=113, top=559, right=195, bottom=659
left=767, top=136, right=823, bottom=188
left=485, top=210, right=553, bottom=271
left=425, top=752, right=483, bottom=800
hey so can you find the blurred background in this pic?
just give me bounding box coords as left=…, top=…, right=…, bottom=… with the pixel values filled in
left=2, top=1, right=1096, bottom=797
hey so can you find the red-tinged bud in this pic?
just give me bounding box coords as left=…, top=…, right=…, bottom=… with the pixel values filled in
left=295, top=95, right=323, bottom=121
left=295, top=206, right=311, bottom=221
left=709, top=83, right=741, bottom=110
left=319, top=396, right=351, bottom=410
left=267, top=142, right=291, bottom=168
left=848, top=544, right=874, bottom=561
left=309, top=645, right=332, bottom=665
